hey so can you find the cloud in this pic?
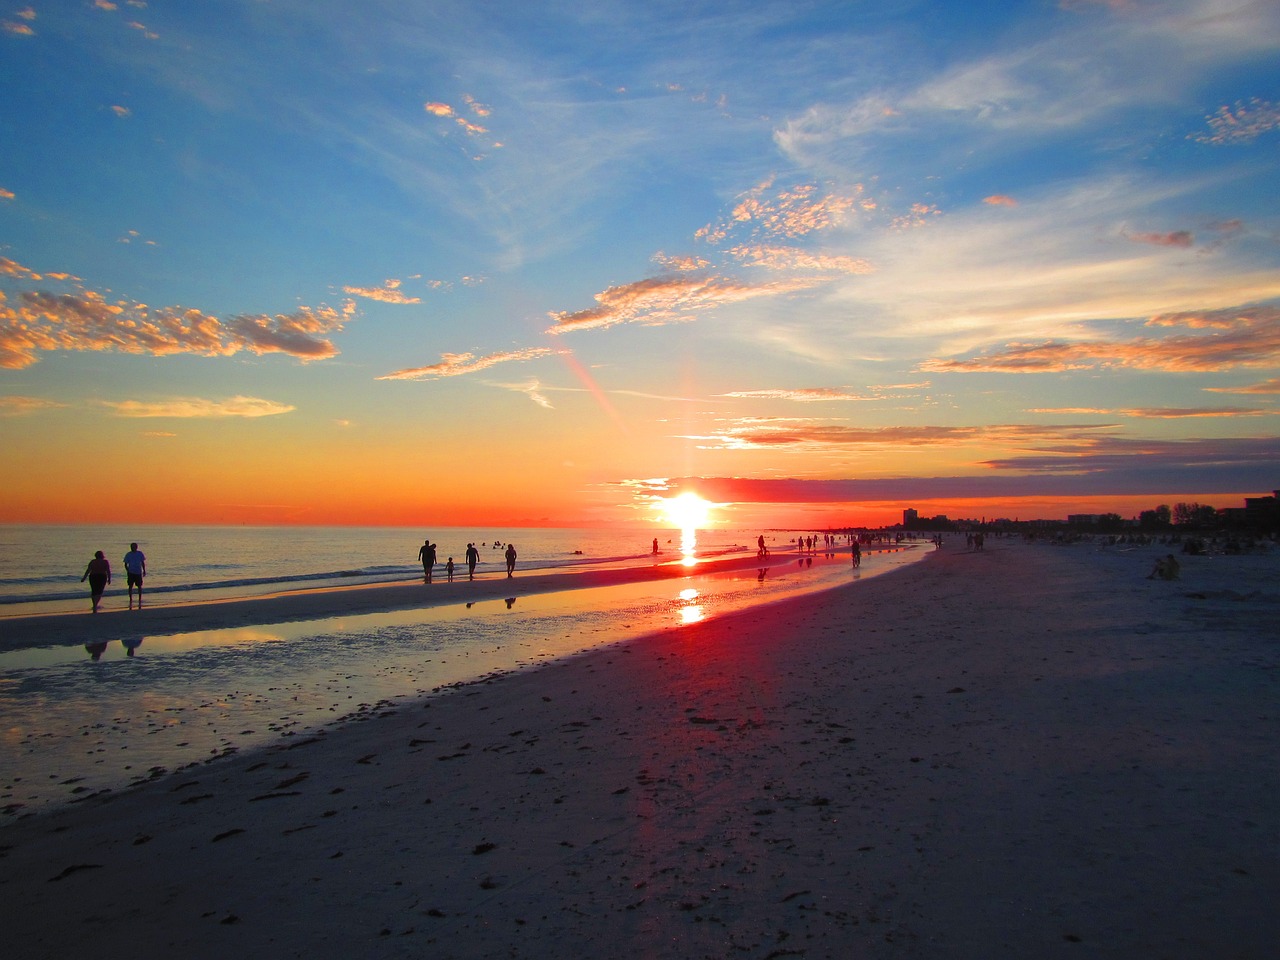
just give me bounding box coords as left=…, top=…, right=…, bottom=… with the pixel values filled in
left=99, top=396, right=295, bottom=418
left=719, top=388, right=876, bottom=402
left=0, top=188, right=13, bottom=201
left=1125, top=229, right=1194, bottom=248
left=983, top=195, right=1018, bottom=206
left=922, top=305, right=1280, bottom=374
left=0, top=395, right=67, bottom=416
left=342, top=278, right=421, bottom=304
left=111, top=105, right=131, bottom=118
left=687, top=419, right=1114, bottom=451
left=493, top=378, right=554, bottom=408
left=0, top=262, right=352, bottom=368
left=650, top=437, right=1280, bottom=504
left=697, top=178, right=870, bottom=246
left=377, top=347, right=561, bottom=381
left=1031, top=405, right=1272, bottom=418
left=546, top=274, right=827, bottom=335
left=1205, top=378, right=1280, bottom=395
left=1193, top=98, right=1280, bottom=145
left=728, top=244, right=874, bottom=274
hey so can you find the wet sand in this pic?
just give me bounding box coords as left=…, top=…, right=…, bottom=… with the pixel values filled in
left=1, top=538, right=1276, bottom=958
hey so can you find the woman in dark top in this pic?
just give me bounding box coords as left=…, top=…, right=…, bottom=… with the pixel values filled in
left=81, top=550, right=111, bottom=613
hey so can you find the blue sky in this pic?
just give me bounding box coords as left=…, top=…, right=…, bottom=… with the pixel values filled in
left=2, top=0, right=1278, bottom=527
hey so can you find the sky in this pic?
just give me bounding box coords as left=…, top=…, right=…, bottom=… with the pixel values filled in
left=2, top=0, right=1278, bottom=530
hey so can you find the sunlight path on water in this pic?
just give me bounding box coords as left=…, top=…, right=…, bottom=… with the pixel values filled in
left=0, top=544, right=926, bottom=817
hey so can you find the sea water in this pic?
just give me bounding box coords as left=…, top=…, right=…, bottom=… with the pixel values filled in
left=0, top=524, right=754, bottom=617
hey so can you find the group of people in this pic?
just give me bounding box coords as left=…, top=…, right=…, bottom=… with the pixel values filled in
left=80, top=542, right=146, bottom=613
left=418, top=539, right=517, bottom=583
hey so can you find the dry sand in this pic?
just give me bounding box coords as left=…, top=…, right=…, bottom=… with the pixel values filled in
left=1, top=538, right=1276, bottom=959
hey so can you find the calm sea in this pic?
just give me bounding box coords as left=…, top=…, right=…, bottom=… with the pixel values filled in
left=0, top=524, right=758, bottom=617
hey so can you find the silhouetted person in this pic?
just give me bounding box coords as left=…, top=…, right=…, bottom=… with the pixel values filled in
left=653, top=537, right=659, bottom=555
left=505, top=543, right=517, bottom=577
left=123, top=542, right=146, bottom=609
left=81, top=550, right=111, bottom=613
left=418, top=539, right=437, bottom=582
left=465, top=542, right=479, bottom=580
left=446, top=557, right=455, bottom=582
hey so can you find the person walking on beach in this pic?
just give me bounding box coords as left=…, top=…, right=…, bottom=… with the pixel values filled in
left=418, top=539, right=437, bottom=583
left=123, top=542, right=146, bottom=609
left=446, top=557, right=455, bottom=582
left=81, top=550, right=111, bottom=613
left=465, top=542, right=479, bottom=581
left=505, top=543, right=517, bottom=578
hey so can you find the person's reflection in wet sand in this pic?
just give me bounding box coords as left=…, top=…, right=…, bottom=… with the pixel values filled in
left=85, top=641, right=109, bottom=661
left=122, top=637, right=143, bottom=657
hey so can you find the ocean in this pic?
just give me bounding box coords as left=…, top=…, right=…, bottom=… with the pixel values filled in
left=0, top=523, right=757, bottom=617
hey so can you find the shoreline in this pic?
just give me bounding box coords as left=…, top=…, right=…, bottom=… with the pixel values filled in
left=1, top=538, right=1275, bottom=957
left=0, top=543, right=914, bottom=650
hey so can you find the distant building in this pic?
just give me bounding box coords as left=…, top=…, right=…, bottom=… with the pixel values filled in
left=1068, top=514, right=1102, bottom=525
left=903, top=508, right=919, bottom=525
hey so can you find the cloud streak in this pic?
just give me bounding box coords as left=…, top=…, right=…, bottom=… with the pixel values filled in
left=99, top=396, right=296, bottom=418
left=377, top=347, right=562, bottom=381
left=922, top=305, right=1280, bottom=374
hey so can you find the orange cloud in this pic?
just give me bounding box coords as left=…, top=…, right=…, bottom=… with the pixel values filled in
left=0, top=274, right=351, bottom=369
left=0, top=395, right=67, bottom=416
left=3, top=19, right=34, bottom=36
left=100, top=396, right=295, bottom=418
left=983, top=195, right=1018, bottom=206
left=424, top=102, right=455, bottom=117
left=697, top=178, right=867, bottom=245
left=923, top=305, right=1280, bottom=374
left=0, top=188, right=13, bottom=200
left=689, top=419, right=1114, bottom=451
left=546, top=274, right=826, bottom=334
left=342, top=278, right=421, bottom=304
left=377, top=347, right=561, bottom=381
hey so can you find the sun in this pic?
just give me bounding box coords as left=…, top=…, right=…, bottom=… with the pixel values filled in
left=660, top=492, right=713, bottom=530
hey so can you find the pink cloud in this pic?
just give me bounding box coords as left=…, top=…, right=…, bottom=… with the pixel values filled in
left=983, top=195, right=1018, bottom=206
left=1125, top=229, right=1194, bottom=248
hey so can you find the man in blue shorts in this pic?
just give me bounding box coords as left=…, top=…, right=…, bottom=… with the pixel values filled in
left=123, top=542, right=147, bottom=609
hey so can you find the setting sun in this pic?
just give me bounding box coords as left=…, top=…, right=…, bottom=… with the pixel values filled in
left=659, top=492, right=714, bottom=531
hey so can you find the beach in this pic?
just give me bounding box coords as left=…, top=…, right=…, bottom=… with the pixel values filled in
left=1, top=537, right=1276, bottom=958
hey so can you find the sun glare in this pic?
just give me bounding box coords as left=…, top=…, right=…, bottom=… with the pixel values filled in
left=660, top=492, right=713, bottom=530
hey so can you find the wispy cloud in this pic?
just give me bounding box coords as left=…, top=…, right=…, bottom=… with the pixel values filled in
left=687, top=419, right=1115, bottom=451
left=0, top=395, right=67, bottom=416
left=922, top=305, right=1280, bottom=374
left=546, top=274, right=827, bottom=335
left=719, top=388, right=877, bottom=402
left=99, top=396, right=295, bottom=418
left=1205, top=378, right=1280, bottom=395
left=1031, top=405, right=1272, bottom=418
left=377, top=347, right=561, bottom=381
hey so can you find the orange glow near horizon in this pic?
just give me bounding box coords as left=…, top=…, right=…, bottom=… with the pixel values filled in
left=659, top=492, right=715, bottom=565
